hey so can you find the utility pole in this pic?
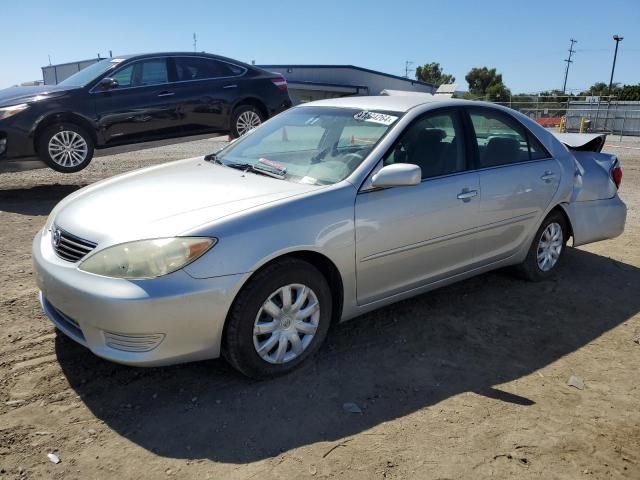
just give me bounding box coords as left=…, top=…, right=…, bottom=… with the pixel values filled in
left=404, top=61, right=414, bottom=79
left=608, top=34, right=623, bottom=96
left=562, top=38, right=577, bottom=94
left=193, top=33, right=197, bottom=52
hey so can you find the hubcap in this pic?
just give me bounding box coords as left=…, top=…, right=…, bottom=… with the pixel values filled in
left=48, top=131, right=88, bottom=167
left=253, top=284, right=320, bottom=364
left=537, top=222, right=563, bottom=272
left=236, top=111, right=262, bottom=136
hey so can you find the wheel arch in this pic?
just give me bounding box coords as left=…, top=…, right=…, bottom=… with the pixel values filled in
left=552, top=203, right=575, bottom=244
left=33, top=112, right=98, bottom=154
left=221, top=250, right=345, bottom=352
left=231, top=97, right=269, bottom=121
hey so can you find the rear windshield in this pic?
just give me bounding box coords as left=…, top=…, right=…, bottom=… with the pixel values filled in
left=217, top=106, right=401, bottom=185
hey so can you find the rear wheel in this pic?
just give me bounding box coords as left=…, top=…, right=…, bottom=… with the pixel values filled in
left=517, top=210, right=568, bottom=281
left=37, top=123, right=94, bottom=173
left=230, top=105, right=264, bottom=138
left=223, top=258, right=332, bottom=379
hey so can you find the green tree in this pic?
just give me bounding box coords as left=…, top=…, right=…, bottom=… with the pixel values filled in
left=415, top=62, right=455, bottom=86
left=464, top=67, right=512, bottom=102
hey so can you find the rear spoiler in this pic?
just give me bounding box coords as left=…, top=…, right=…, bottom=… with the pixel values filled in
left=552, top=133, right=607, bottom=152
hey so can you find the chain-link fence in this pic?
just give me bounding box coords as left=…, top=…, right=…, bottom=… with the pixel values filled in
left=491, top=96, right=640, bottom=137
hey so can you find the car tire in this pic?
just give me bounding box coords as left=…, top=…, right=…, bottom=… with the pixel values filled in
left=37, top=123, right=94, bottom=173
left=516, top=210, right=568, bottom=282
left=230, top=105, right=264, bottom=138
left=223, top=258, right=332, bottom=379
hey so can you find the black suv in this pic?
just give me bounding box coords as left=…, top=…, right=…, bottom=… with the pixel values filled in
left=0, top=52, right=292, bottom=172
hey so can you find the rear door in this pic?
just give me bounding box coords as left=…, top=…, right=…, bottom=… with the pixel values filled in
left=170, top=56, right=247, bottom=132
left=94, top=58, right=180, bottom=142
left=466, top=107, right=560, bottom=265
left=355, top=108, right=481, bottom=304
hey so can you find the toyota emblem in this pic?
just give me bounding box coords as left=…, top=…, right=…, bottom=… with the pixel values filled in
left=52, top=229, right=62, bottom=247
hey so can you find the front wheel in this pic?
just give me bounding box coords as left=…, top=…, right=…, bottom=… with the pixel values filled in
left=223, top=258, right=332, bottom=379
left=230, top=105, right=264, bottom=138
left=37, top=123, right=94, bottom=173
left=516, top=211, right=568, bottom=281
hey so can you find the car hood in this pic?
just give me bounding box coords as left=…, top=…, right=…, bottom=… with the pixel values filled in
left=0, top=84, right=78, bottom=106
left=52, top=157, right=320, bottom=245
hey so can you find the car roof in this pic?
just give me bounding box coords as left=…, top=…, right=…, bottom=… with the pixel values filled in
left=109, top=52, right=254, bottom=68
left=300, top=95, right=467, bottom=113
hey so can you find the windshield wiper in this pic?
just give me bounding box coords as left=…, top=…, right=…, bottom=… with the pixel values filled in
left=204, top=152, right=223, bottom=164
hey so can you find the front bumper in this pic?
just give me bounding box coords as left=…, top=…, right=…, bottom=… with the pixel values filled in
left=0, top=122, right=40, bottom=171
left=32, top=228, right=246, bottom=366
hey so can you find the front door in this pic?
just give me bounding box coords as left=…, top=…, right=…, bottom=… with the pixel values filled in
left=355, top=108, right=481, bottom=305
left=94, top=58, right=180, bottom=143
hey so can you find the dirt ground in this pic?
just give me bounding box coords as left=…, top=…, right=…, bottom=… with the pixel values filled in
left=1, top=135, right=639, bottom=479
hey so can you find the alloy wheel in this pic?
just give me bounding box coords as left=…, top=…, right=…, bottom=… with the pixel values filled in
left=48, top=131, right=88, bottom=167
left=236, top=111, right=262, bottom=136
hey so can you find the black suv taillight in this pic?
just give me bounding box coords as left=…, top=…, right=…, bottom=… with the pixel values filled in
left=271, top=76, right=287, bottom=91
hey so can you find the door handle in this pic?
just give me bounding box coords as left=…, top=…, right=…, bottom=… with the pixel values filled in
left=457, top=189, right=478, bottom=202
left=157, top=91, right=175, bottom=97
left=223, top=84, right=238, bottom=89
left=540, top=171, right=556, bottom=182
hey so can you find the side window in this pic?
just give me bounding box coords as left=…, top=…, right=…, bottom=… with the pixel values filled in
left=137, top=60, right=168, bottom=86
left=111, top=65, right=134, bottom=88
left=174, top=58, right=244, bottom=81
left=384, top=110, right=466, bottom=180
left=469, top=109, right=547, bottom=168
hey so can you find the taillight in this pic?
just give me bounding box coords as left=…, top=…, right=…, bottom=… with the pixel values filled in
left=611, top=165, right=622, bottom=189
left=271, top=76, right=287, bottom=90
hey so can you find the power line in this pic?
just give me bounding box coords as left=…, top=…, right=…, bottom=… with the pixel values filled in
left=562, top=38, right=577, bottom=94
left=404, top=60, right=414, bottom=79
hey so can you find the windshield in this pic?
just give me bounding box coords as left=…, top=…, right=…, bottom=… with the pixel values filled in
left=58, top=58, right=124, bottom=87
left=216, top=106, right=400, bottom=185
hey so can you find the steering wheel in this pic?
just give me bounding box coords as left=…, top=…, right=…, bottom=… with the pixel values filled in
left=342, top=152, right=364, bottom=170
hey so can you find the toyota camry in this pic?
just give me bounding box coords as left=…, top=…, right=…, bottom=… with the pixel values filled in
left=33, top=96, right=626, bottom=378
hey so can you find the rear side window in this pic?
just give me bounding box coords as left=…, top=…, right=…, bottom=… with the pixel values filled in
left=174, top=57, right=245, bottom=81
left=469, top=109, right=549, bottom=168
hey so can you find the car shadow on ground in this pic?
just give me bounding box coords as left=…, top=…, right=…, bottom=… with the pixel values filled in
left=56, top=247, right=640, bottom=463
left=0, top=184, right=85, bottom=216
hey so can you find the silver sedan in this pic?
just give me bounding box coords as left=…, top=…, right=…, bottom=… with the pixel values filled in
left=33, top=96, right=626, bottom=378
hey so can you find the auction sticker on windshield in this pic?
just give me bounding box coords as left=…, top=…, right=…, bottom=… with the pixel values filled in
left=353, top=111, right=398, bottom=126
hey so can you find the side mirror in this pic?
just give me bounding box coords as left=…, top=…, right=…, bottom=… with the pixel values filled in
left=371, top=163, right=421, bottom=188
left=98, top=77, right=119, bottom=90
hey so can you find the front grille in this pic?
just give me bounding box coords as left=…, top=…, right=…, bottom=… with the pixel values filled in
left=52, top=227, right=97, bottom=262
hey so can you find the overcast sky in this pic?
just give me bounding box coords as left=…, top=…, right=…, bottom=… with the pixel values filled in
left=1, top=0, right=638, bottom=93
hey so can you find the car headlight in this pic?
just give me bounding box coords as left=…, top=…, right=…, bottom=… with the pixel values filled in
left=78, top=237, right=216, bottom=279
left=0, top=103, right=29, bottom=120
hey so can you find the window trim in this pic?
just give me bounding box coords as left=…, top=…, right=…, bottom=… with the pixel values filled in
left=464, top=106, right=552, bottom=172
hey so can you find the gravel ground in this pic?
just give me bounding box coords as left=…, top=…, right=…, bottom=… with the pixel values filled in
left=0, top=134, right=639, bottom=479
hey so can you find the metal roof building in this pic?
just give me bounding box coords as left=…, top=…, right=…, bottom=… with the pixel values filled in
left=259, top=64, right=435, bottom=103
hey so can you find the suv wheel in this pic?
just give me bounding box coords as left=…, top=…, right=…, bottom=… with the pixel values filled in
left=37, top=123, right=94, bottom=173
left=223, top=258, right=332, bottom=378
left=231, top=105, right=264, bottom=138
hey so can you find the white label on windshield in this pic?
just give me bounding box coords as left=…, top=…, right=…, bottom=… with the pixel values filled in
left=354, top=111, right=398, bottom=125
left=110, top=58, right=125, bottom=63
